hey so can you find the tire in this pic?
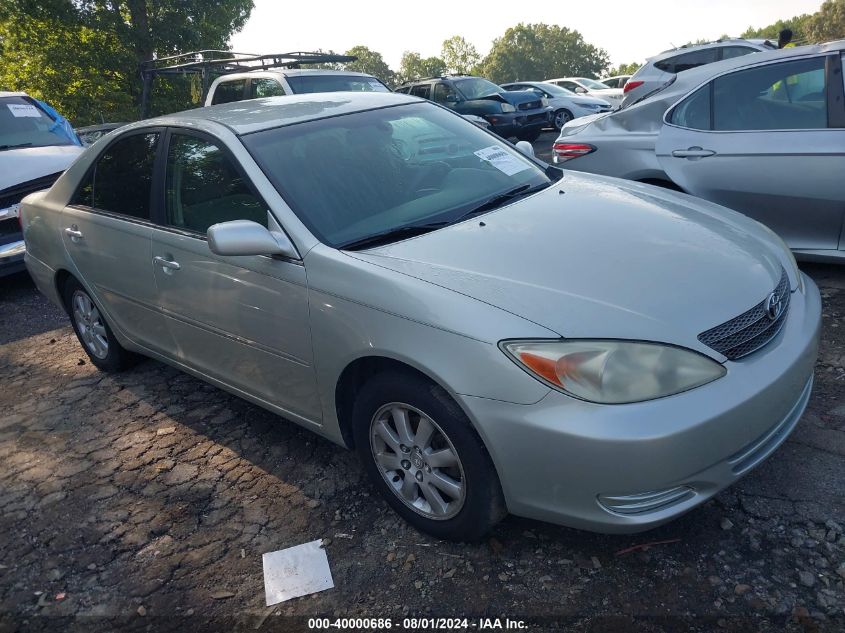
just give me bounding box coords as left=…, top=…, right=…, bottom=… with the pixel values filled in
left=517, top=128, right=542, bottom=143
left=553, top=109, right=573, bottom=131
left=352, top=371, right=506, bottom=542
left=62, top=277, right=137, bottom=372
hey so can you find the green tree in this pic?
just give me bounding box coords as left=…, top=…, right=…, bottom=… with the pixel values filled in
left=441, top=35, right=480, bottom=75
left=0, top=0, right=254, bottom=125
left=477, top=23, right=609, bottom=84
left=397, top=51, right=447, bottom=84
left=343, top=45, right=395, bottom=86
left=806, top=0, right=845, bottom=43
left=741, top=16, right=812, bottom=43
left=605, top=62, right=641, bottom=77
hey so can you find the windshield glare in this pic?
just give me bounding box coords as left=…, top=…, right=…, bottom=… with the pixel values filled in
left=243, top=102, right=551, bottom=248
left=287, top=75, right=390, bottom=94
left=540, top=83, right=576, bottom=97
left=0, top=97, right=76, bottom=149
left=453, top=78, right=503, bottom=99
left=579, top=78, right=610, bottom=90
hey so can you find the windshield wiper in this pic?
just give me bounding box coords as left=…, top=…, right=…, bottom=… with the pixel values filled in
left=339, top=222, right=449, bottom=251
left=0, top=142, right=33, bottom=151
left=452, top=183, right=550, bottom=224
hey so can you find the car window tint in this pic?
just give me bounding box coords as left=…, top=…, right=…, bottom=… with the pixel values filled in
left=713, top=57, right=827, bottom=130
left=286, top=75, right=390, bottom=93
left=432, top=83, right=458, bottom=104
left=670, top=83, right=712, bottom=130
left=73, top=133, right=158, bottom=219
left=655, top=48, right=719, bottom=74
left=250, top=78, right=286, bottom=98
left=410, top=85, right=431, bottom=99
left=720, top=46, right=757, bottom=61
left=211, top=79, right=246, bottom=105
left=165, top=134, right=266, bottom=234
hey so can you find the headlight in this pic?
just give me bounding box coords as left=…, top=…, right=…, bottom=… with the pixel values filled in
left=500, top=103, right=516, bottom=113
left=501, top=340, right=726, bottom=404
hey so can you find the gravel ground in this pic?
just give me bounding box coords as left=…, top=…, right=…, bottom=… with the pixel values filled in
left=1, top=254, right=844, bottom=631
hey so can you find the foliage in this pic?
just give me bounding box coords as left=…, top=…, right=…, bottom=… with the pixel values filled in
left=741, top=16, right=812, bottom=43
left=605, top=62, right=641, bottom=77
left=343, top=45, right=395, bottom=86
left=441, top=36, right=480, bottom=75
left=397, top=51, right=447, bottom=84
left=742, top=0, right=845, bottom=44
left=0, top=0, right=254, bottom=125
left=477, top=23, right=609, bottom=84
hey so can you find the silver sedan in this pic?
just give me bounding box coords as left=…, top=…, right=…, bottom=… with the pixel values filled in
left=23, top=92, right=820, bottom=541
left=553, top=41, right=845, bottom=263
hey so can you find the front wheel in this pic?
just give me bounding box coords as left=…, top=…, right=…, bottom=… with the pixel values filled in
left=352, top=372, right=506, bottom=541
left=553, top=109, right=573, bottom=130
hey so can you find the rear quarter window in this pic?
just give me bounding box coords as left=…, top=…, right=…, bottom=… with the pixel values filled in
left=211, top=79, right=247, bottom=105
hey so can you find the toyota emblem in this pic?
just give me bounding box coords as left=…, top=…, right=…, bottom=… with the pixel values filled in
left=765, top=292, right=782, bottom=321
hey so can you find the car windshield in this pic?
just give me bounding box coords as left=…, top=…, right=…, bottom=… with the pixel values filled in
left=243, top=102, right=553, bottom=249
left=0, top=96, right=76, bottom=150
left=286, top=75, right=390, bottom=94
left=453, top=78, right=503, bottom=99
left=540, top=83, right=576, bottom=97
left=577, top=78, right=610, bottom=90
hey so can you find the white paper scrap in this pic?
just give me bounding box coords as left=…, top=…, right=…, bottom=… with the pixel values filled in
left=474, top=145, right=530, bottom=176
left=7, top=103, right=41, bottom=118
left=262, top=539, right=334, bottom=606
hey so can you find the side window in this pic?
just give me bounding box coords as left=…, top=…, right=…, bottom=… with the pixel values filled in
left=164, top=133, right=267, bottom=235
left=250, top=78, right=286, bottom=98
left=713, top=57, right=827, bottom=130
left=656, top=48, right=719, bottom=74
left=73, top=133, right=158, bottom=220
left=560, top=81, right=579, bottom=92
left=432, top=83, right=458, bottom=104
left=670, top=83, right=712, bottom=130
left=720, top=46, right=757, bottom=61
left=410, top=84, right=431, bottom=99
left=394, top=87, right=410, bottom=94
left=211, top=79, right=246, bottom=105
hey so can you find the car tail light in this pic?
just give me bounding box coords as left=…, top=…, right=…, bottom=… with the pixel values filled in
left=623, top=80, right=644, bottom=94
left=552, top=143, right=596, bottom=162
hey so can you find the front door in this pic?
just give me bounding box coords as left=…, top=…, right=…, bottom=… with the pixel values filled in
left=61, top=130, right=172, bottom=351
left=150, top=129, right=320, bottom=423
left=656, top=54, right=845, bottom=251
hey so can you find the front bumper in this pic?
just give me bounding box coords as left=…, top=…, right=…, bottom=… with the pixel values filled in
left=459, top=273, right=821, bottom=533
left=484, top=108, right=552, bottom=136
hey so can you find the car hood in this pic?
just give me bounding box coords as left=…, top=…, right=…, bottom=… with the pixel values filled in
left=0, top=145, right=83, bottom=191
left=569, top=95, right=610, bottom=106
left=351, top=174, right=786, bottom=356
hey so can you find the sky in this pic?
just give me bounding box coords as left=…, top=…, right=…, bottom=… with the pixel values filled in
left=230, top=0, right=823, bottom=71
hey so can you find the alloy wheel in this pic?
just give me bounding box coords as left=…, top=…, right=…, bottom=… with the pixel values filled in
left=554, top=110, right=572, bottom=130
left=369, top=402, right=466, bottom=520
left=72, top=290, right=109, bottom=359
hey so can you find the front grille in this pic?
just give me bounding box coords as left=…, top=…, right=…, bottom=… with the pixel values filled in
left=698, top=268, right=790, bottom=360
left=0, top=171, right=63, bottom=211
left=518, top=100, right=541, bottom=111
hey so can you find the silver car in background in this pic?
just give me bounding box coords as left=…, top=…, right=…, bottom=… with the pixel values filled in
left=622, top=38, right=776, bottom=107
left=501, top=81, right=612, bottom=129
left=23, top=92, right=819, bottom=541
left=554, top=41, right=845, bottom=262
left=544, top=77, right=624, bottom=106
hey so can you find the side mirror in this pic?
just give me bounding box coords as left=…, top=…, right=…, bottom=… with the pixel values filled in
left=515, top=141, right=535, bottom=158
left=207, top=220, right=299, bottom=259
left=575, top=87, right=587, bottom=94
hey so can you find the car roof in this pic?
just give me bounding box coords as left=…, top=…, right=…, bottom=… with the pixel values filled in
left=634, top=40, right=845, bottom=105
left=651, top=38, right=774, bottom=61
left=0, top=91, right=29, bottom=98
left=215, top=68, right=378, bottom=80
left=138, top=92, right=421, bottom=135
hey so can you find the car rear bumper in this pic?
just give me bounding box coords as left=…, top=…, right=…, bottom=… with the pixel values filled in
left=458, top=273, right=821, bottom=533
left=0, top=238, right=26, bottom=277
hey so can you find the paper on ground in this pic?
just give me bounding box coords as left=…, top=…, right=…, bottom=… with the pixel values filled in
left=262, top=539, right=334, bottom=606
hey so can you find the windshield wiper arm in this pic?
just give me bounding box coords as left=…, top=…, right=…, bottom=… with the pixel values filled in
left=0, top=142, right=33, bottom=151
left=453, top=183, right=549, bottom=224
left=339, top=222, right=449, bottom=251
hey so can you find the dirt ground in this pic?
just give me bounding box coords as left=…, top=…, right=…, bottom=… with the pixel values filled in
left=1, top=249, right=844, bottom=631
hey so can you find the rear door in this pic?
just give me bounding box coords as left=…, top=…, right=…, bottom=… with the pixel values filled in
left=149, top=128, right=319, bottom=422
left=61, top=129, right=172, bottom=351
left=655, top=54, right=845, bottom=251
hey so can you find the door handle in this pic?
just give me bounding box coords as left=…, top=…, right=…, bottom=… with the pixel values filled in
left=672, top=147, right=716, bottom=158
left=64, top=226, right=83, bottom=239
left=154, top=255, right=181, bottom=271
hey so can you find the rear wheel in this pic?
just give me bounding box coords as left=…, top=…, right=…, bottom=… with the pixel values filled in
left=62, top=278, right=137, bottom=372
left=352, top=372, right=506, bottom=541
left=553, top=109, right=574, bottom=130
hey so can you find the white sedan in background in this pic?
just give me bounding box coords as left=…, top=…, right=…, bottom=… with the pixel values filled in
left=544, top=77, right=624, bottom=106
left=501, top=81, right=612, bottom=130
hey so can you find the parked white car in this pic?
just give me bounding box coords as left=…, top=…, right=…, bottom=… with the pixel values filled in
left=501, top=81, right=612, bottom=130
left=544, top=77, right=623, bottom=106
left=1, top=92, right=83, bottom=277
left=552, top=41, right=845, bottom=262
left=622, top=39, right=776, bottom=107
left=601, top=75, right=632, bottom=89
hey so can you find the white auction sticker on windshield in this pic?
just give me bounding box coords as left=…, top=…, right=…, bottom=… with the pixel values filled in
left=474, top=145, right=530, bottom=176
left=7, top=103, right=41, bottom=118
